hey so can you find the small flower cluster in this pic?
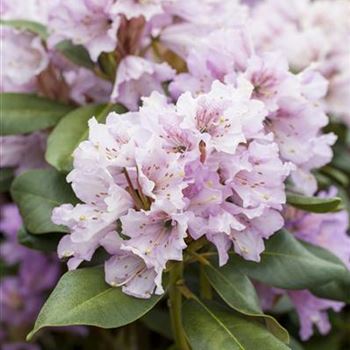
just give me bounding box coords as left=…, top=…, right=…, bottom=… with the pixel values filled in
left=0, top=204, right=60, bottom=349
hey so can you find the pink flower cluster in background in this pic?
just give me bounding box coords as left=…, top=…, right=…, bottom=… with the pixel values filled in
left=0, top=205, right=60, bottom=349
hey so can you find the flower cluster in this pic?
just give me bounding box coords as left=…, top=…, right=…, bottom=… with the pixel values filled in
left=249, top=0, right=350, bottom=127
left=256, top=187, right=350, bottom=340
left=0, top=204, right=60, bottom=349
left=43, top=0, right=341, bottom=300
left=53, top=81, right=292, bottom=298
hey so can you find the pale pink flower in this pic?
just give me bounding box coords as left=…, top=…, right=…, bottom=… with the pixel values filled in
left=48, top=0, right=119, bottom=61
left=105, top=252, right=164, bottom=299
left=63, top=68, right=112, bottom=105
left=110, top=0, right=164, bottom=20
left=111, top=55, right=175, bottom=110
left=289, top=290, right=344, bottom=340
left=0, top=133, right=48, bottom=174
left=121, top=210, right=188, bottom=269
left=255, top=283, right=344, bottom=341
left=1, top=28, right=48, bottom=92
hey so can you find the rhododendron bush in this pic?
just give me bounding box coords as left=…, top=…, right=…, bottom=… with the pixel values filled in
left=1, top=0, right=349, bottom=349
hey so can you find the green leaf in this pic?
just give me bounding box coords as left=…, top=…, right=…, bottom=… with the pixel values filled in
left=1, top=93, right=73, bottom=135
left=302, top=242, right=350, bottom=302
left=0, top=167, right=14, bottom=192
left=302, top=240, right=350, bottom=271
left=204, top=261, right=289, bottom=343
left=17, top=227, right=63, bottom=252
left=141, top=307, right=172, bottom=339
left=332, top=146, right=350, bottom=174
left=46, top=103, right=126, bottom=173
left=98, top=52, right=117, bottom=80
left=11, top=169, right=78, bottom=234
left=0, top=19, right=48, bottom=40
left=182, top=300, right=290, bottom=350
left=0, top=260, right=18, bottom=276
left=320, top=166, right=349, bottom=188
left=290, top=337, right=304, bottom=350
left=55, top=40, right=94, bottom=69
left=311, top=280, right=350, bottom=303
left=28, top=267, right=162, bottom=339
left=286, top=192, right=342, bottom=213
left=228, top=230, right=348, bottom=290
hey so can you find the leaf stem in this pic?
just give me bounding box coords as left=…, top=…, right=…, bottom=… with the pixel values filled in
left=187, top=250, right=210, bottom=266
left=200, top=264, right=212, bottom=300
left=169, top=262, right=190, bottom=350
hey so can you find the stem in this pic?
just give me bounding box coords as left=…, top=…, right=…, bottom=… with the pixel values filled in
left=123, top=168, right=144, bottom=210
left=199, top=264, right=212, bottom=300
left=187, top=236, right=207, bottom=253
left=136, top=167, right=151, bottom=210
left=93, top=66, right=114, bottom=82
left=169, top=262, right=190, bottom=350
left=188, top=250, right=210, bottom=266
left=151, top=38, right=162, bottom=61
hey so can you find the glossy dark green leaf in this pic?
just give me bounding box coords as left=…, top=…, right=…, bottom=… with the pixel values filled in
left=141, top=308, right=172, bottom=339
left=182, top=300, right=290, bottom=350
left=290, top=337, right=304, bottom=350
left=302, top=242, right=350, bottom=302
left=28, top=267, right=162, bottom=339
left=46, top=103, right=126, bottom=172
left=286, top=192, right=342, bottom=213
left=1, top=93, right=73, bottom=135
left=0, top=167, right=14, bottom=192
left=11, top=169, right=78, bottom=234
left=55, top=40, right=94, bottom=69
left=0, top=19, right=48, bottom=39
left=228, top=230, right=348, bottom=290
left=204, top=261, right=289, bottom=343
left=311, top=280, right=350, bottom=303
left=17, top=227, right=63, bottom=252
